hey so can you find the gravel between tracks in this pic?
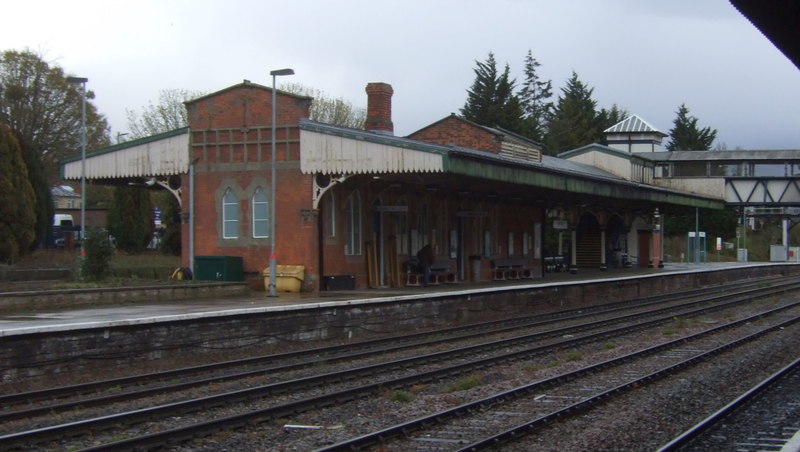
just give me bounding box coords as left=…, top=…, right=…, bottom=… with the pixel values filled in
left=163, top=300, right=800, bottom=452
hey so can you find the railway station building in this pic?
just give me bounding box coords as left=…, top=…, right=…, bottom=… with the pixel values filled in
left=61, top=80, right=724, bottom=292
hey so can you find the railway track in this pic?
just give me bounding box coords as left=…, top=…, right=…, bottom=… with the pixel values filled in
left=1, top=276, right=787, bottom=415
left=1, top=278, right=799, bottom=450
left=318, top=305, right=800, bottom=451
left=659, top=357, right=800, bottom=452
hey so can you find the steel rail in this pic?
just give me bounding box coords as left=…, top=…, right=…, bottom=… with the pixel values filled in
left=3, top=278, right=781, bottom=421
left=5, top=284, right=795, bottom=451
left=453, top=314, right=800, bottom=452
left=4, top=275, right=744, bottom=406
left=656, top=356, right=800, bottom=452
left=317, top=302, right=800, bottom=452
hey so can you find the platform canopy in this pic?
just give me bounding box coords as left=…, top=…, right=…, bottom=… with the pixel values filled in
left=300, top=119, right=724, bottom=211
left=60, top=128, right=189, bottom=182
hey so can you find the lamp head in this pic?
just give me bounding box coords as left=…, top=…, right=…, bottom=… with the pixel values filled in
left=269, top=68, right=294, bottom=77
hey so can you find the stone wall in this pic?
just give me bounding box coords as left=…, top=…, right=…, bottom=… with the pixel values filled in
left=2, top=265, right=798, bottom=380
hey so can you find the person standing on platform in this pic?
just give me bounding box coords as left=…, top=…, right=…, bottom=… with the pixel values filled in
left=417, top=244, right=433, bottom=286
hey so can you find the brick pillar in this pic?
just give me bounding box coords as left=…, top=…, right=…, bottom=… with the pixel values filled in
left=365, top=82, right=394, bottom=134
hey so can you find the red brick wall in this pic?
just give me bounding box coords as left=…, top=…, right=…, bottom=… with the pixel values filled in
left=364, top=83, right=394, bottom=133
left=181, top=83, right=316, bottom=290
left=408, top=115, right=502, bottom=154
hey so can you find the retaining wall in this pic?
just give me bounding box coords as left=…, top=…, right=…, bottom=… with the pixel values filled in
left=2, top=264, right=798, bottom=380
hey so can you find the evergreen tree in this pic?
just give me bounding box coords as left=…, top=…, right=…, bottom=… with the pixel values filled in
left=595, top=104, right=629, bottom=144
left=0, top=123, right=36, bottom=263
left=664, top=206, right=737, bottom=241
left=667, top=104, right=717, bottom=151
left=518, top=50, right=554, bottom=142
left=107, top=186, right=153, bottom=254
left=545, top=71, right=600, bottom=155
left=461, top=52, right=524, bottom=133
left=80, top=226, right=113, bottom=281
left=7, top=129, right=53, bottom=251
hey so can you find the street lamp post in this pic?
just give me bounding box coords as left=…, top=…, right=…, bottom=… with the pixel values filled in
left=268, top=68, right=294, bottom=297
left=66, top=76, right=88, bottom=249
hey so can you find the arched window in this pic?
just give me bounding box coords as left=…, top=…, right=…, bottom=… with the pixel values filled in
left=252, top=187, right=269, bottom=238
left=222, top=188, right=239, bottom=239
left=344, top=191, right=361, bottom=255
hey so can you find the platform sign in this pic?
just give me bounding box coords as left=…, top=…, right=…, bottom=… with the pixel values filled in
left=716, top=237, right=722, bottom=251
left=553, top=219, right=568, bottom=230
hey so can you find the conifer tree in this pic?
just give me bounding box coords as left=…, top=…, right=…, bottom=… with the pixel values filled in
left=667, top=104, right=717, bottom=151
left=0, top=123, right=36, bottom=262
left=545, top=71, right=600, bottom=155
left=461, top=52, right=524, bottom=133
left=107, top=186, right=154, bottom=254
left=10, top=130, right=53, bottom=251
left=518, top=50, right=554, bottom=142
left=595, top=104, right=629, bottom=144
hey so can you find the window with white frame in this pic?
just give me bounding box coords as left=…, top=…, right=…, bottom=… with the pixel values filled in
left=345, top=191, right=362, bottom=255
left=222, top=188, right=239, bottom=239
left=252, top=187, right=269, bottom=238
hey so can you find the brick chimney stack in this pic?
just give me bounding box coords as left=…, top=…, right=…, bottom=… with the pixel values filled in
left=364, top=82, right=394, bottom=134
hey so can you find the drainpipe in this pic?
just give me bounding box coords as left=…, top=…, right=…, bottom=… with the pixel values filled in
left=783, top=218, right=790, bottom=261
left=659, top=207, right=665, bottom=268
left=600, top=229, right=607, bottom=270
left=570, top=229, right=577, bottom=274
left=189, top=160, right=196, bottom=273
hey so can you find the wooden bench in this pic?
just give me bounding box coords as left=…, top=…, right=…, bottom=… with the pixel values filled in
left=492, top=258, right=531, bottom=280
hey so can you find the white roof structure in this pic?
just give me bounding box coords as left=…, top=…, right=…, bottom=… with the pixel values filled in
left=604, top=114, right=667, bottom=136
left=61, top=128, right=189, bottom=181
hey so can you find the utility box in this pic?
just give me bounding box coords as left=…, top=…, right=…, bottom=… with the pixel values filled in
left=263, top=265, right=305, bottom=293
left=737, top=248, right=748, bottom=262
left=194, top=256, right=244, bottom=281
left=770, top=245, right=788, bottom=262
left=323, top=274, right=356, bottom=291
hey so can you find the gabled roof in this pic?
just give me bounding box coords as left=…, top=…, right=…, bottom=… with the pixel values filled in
left=184, top=79, right=312, bottom=105
left=408, top=113, right=544, bottom=149
left=604, top=114, right=667, bottom=137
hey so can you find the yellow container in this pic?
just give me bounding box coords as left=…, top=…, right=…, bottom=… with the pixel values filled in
left=263, top=265, right=305, bottom=293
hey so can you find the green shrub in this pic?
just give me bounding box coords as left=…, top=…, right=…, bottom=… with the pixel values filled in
left=81, top=227, right=114, bottom=281
left=391, top=390, right=415, bottom=403
left=444, top=375, right=480, bottom=393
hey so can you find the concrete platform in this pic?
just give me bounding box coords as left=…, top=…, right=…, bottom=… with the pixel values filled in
left=0, top=261, right=788, bottom=338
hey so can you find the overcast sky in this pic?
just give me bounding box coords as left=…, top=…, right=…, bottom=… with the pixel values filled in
left=4, top=0, right=799, bottom=150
